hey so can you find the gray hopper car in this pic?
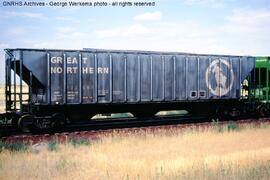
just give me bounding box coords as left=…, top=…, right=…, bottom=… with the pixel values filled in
left=4, top=48, right=255, bottom=131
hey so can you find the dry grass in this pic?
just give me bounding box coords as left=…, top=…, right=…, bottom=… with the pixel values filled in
left=0, top=85, right=5, bottom=113
left=0, top=124, right=270, bottom=179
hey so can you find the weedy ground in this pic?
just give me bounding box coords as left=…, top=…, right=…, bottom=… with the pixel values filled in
left=0, top=122, right=270, bottom=180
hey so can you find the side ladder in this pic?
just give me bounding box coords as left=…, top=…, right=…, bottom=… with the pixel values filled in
left=5, top=50, right=32, bottom=114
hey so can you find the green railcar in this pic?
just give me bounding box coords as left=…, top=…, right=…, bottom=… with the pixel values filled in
left=254, top=57, right=270, bottom=103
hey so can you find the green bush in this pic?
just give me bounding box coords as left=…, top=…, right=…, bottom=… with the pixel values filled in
left=211, top=118, right=223, bottom=132
left=0, top=141, right=28, bottom=152
left=68, top=138, right=91, bottom=147
left=47, top=141, right=59, bottom=151
left=227, top=121, right=239, bottom=131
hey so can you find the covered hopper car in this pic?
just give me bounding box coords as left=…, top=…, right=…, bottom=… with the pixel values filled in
left=2, top=48, right=268, bottom=132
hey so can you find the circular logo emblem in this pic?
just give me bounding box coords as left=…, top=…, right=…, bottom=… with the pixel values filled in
left=205, top=59, right=234, bottom=96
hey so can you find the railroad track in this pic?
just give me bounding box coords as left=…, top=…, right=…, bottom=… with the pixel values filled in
left=1, top=116, right=269, bottom=145
left=0, top=115, right=206, bottom=137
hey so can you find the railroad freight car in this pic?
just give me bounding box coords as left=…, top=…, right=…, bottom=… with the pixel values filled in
left=4, top=48, right=255, bottom=131
left=252, top=56, right=270, bottom=115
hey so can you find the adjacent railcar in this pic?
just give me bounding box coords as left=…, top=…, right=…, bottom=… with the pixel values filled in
left=4, top=48, right=255, bottom=130
left=251, top=57, right=270, bottom=115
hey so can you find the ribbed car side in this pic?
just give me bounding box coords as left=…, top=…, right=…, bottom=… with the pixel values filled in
left=3, top=48, right=265, bottom=132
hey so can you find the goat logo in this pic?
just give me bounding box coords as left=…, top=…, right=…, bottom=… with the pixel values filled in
left=205, top=59, right=234, bottom=96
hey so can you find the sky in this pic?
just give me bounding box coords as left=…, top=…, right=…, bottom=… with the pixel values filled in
left=0, top=0, right=270, bottom=84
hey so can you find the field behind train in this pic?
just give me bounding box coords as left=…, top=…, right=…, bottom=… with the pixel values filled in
left=1, top=123, right=270, bottom=180
left=0, top=85, right=5, bottom=113
left=0, top=85, right=29, bottom=113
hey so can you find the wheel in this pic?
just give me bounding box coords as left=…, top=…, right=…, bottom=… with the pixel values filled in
left=229, top=107, right=241, bottom=119
left=52, top=113, right=66, bottom=129
left=216, top=105, right=241, bottom=120
left=257, top=104, right=268, bottom=117
left=216, top=105, right=230, bottom=120
left=18, top=114, right=34, bottom=133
